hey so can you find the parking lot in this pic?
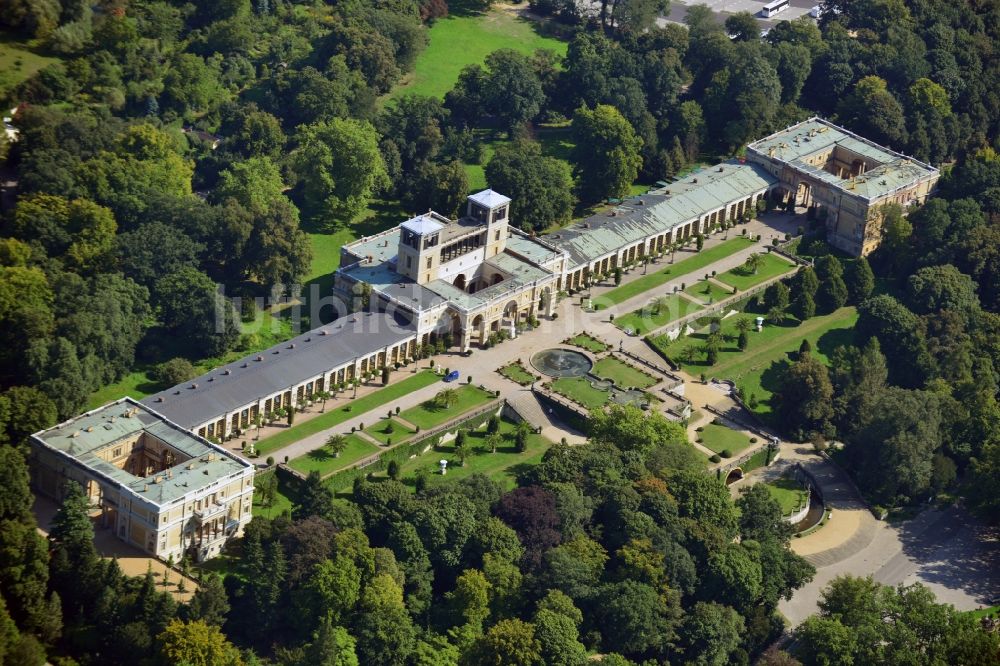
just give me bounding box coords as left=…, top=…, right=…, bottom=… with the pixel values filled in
left=659, top=0, right=816, bottom=27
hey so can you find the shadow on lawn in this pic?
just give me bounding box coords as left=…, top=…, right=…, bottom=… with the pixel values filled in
left=306, top=448, right=334, bottom=462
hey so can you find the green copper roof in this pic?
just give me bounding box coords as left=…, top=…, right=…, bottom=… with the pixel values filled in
left=545, top=162, right=777, bottom=269
left=747, top=117, right=938, bottom=201
left=32, top=398, right=252, bottom=506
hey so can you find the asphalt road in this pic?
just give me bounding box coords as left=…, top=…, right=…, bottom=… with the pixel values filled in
left=781, top=503, right=1000, bottom=625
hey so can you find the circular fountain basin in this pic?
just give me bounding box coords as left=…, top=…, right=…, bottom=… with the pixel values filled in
left=530, top=348, right=594, bottom=378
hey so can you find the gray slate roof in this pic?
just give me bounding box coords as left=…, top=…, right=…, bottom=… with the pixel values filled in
left=142, top=313, right=415, bottom=429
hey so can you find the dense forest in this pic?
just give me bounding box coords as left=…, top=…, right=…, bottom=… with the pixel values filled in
left=1, top=0, right=999, bottom=663
left=770, top=154, right=1000, bottom=522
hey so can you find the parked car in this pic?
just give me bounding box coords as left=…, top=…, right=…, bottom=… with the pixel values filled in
left=444, top=370, right=460, bottom=382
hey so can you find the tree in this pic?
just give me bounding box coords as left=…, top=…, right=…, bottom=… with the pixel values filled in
left=484, top=142, right=575, bottom=232
left=846, top=388, right=941, bottom=504
left=327, top=434, right=349, bottom=458
left=293, top=118, right=389, bottom=227
left=431, top=389, right=457, bottom=410
left=153, top=358, right=196, bottom=388
left=481, top=49, right=545, bottom=134
left=737, top=484, right=794, bottom=544
left=157, top=618, right=242, bottom=666
left=743, top=253, right=763, bottom=274
left=399, top=160, right=468, bottom=218
left=300, top=614, right=359, bottom=666
left=116, top=222, right=203, bottom=289
left=763, top=281, right=791, bottom=312
left=837, top=76, right=907, bottom=148
left=725, top=12, right=760, bottom=41
left=906, top=264, right=980, bottom=315
left=815, top=255, right=848, bottom=313
left=772, top=355, right=834, bottom=440
left=353, top=575, right=416, bottom=666
left=514, top=420, right=532, bottom=453
left=225, top=106, right=286, bottom=158
left=466, top=618, right=542, bottom=666
left=0, top=386, right=58, bottom=447
left=297, top=556, right=361, bottom=626
left=670, top=469, right=740, bottom=537
left=791, top=290, right=816, bottom=321
left=154, top=267, right=240, bottom=357
left=855, top=295, right=932, bottom=388
left=295, top=470, right=336, bottom=521
left=844, top=257, right=875, bottom=304
left=595, top=580, right=679, bottom=657
left=794, top=576, right=1000, bottom=665
left=496, top=487, right=561, bottom=569
left=678, top=602, right=746, bottom=666
left=571, top=104, right=642, bottom=203
left=588, top=404, right=693, bottom=463
left=533, top=608, right=586, bottom=666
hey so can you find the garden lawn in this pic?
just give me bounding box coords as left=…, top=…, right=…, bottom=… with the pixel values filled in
left=395, top=419, right=551, bottom=490
left=597, top=237, right=755, bottom=306
left=255, top=371, right=440, bottom=454
left=549, top=377, right=609, bottom=410
left=386, top=9, right=568, bottom=102
left=252, top=472, right=297, bottom=519
left=400, top=384, right=495, bottom=430
left=764, top=477, right=809, bottom=515
left=463, top=125, right=576, bottom=193
left=288, top=434, right=379, bottom=476
left=697, top=423, right=751, bottom=457
left=613, top=295, right=702, bottom=335
left=715, top=252, right=795, bottom=290
left=592, top=357, right=657, bottom=389
left=499, top=362, right=536, bottom=386
left=684, top=280, right=735, bottom=304
left=0, top=33, right=59, bottom=100
left=363, top=418, right=416, bottom=445
left=650, top=306, right=858, bottom=419
left=567, top=332, right=608, bottom=353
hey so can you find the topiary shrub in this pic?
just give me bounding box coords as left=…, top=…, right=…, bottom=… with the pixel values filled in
left=696, top=426, right=704, bottom=432
left=709, top=454, right=721, bottom=463
left=266, top=456, right=274, bottom=466
left=749, top=437, right=758, bottom=444
left=720, top=449, right=733, bottom=458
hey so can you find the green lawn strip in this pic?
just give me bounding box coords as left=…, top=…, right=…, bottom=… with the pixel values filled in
left=255, top=371, right=440, bottom=455
left=964, top=605, right=1000, bottom=621
left=614, top=295, right=703, bottom=335
left=684, top=280, right=735, bottom=304
left=696, top=423, right=751, bottom=456
left=363, top=418, right=416, bottom=446
left=549, top=377, right=609, bottom=410
left=591, top=357, right=657, bottom=389
left=715, top=252, right=795, bottom=290
left=567, top=333, right=609, bottom=353
left=764, top=477, right=809, bottom=515
left=251, top=472, right=297, bottom=520
left=597, top=237, right=756, bottom=306
left=394, top=419, right=551, bottom=491
left=399, top=384, right=495, bottom=430
left=288, top=434, right=380, bottom=476
left=499, top=362, right=536, bottom=386
left=386, top=10, right=568, bottom=102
